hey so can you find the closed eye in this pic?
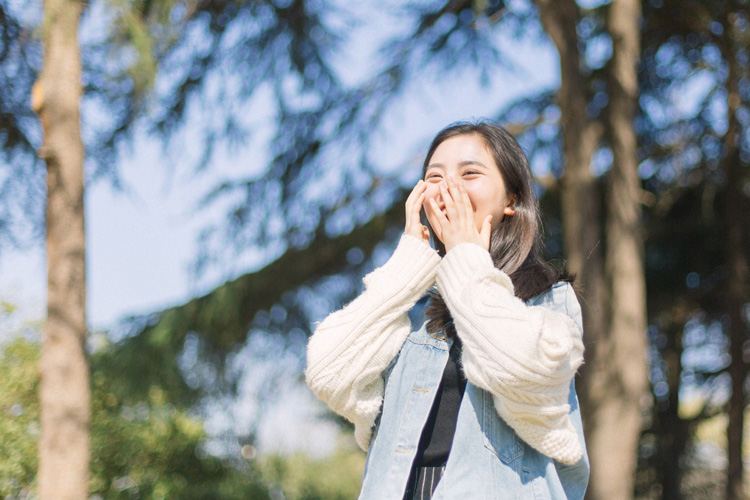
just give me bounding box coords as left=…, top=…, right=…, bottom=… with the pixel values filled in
left=462, top=170, right=481, bottom=176
left=425, top=172, right=442, bottom=181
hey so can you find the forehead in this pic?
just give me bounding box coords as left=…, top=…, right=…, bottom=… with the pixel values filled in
left=427, top=134, right=494, bottom=166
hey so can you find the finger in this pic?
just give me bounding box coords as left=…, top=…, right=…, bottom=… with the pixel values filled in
left=415, top=192, right=426, bottom=215
left=411, top=193, right=426, bottom=234
left=448, top=177, right=463, bottom=207
left=409, top=191, right=425, bottom=220
left=405, top=181, right=426, bottom=233
left=456, top=180, right=474, bottom=224
left=426, top=197, right=447, bottom=225
left=405, top=179, right=425, bottom=212
left=426, top=198, right=447, bottom=240
left=480, top=215, right=493, bottom=249
left=440, top=180, right=459, bottom=222
left=447, top=177, right=469, bottom=228
left=423, top=205, right=439, bottom=241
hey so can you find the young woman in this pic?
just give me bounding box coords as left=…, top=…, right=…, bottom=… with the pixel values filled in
left=306, top=121, right=589, bottom=499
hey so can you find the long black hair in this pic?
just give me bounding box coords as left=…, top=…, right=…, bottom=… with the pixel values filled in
left=421, top=121, right=572, bottom=337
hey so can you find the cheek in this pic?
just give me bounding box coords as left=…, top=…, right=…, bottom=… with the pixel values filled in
left=462, top=185, right=483, bottom=211
left=464, top=185, right=500, bottom=215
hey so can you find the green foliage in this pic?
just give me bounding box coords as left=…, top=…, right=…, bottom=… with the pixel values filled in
left=0, top=339, right=39, bottom=498
left=107, top=0, right=158, bottom=95
left=88, top=373, right=269, bottom=499
left=0, top=335, right=271, bottom=499
left=257, top=445, right=365, bottom=500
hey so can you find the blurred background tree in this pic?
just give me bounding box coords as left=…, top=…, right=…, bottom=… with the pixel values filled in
left=636, top=2, right=750, bottom=499
left=535, top=1, right=650, bottom=497
left=32, top=0, right=90, bottom=493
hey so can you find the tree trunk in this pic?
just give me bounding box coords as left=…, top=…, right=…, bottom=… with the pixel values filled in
left=534, top=1, right=624, bottom=498
left=658, top=303, right=690, bottom=500
left=536, top=0, right=649, bottom=497
left=721, top=13, right=749, bottom=499
left=597, top=1, right=650, bottom=498
left=725, top=144, right=748, bottom=500
left=533, top=0, right=607, bottom=410
left=32, top=0, right=90, bottom=496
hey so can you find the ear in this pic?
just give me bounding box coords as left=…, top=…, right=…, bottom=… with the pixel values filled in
left=503, top=195, right=517, bottom=216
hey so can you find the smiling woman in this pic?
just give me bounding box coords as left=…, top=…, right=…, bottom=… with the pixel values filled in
left=422, top=138, right=515, bottom=257
left=305, top=120, right=589, bottom=500
left=422, top=134, right=514, bottom=242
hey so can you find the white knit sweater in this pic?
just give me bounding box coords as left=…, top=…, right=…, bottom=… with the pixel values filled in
left=305, top=234, right=585, bottom=465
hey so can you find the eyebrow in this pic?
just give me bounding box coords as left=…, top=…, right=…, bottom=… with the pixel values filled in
left=426, top=160, right=489, bottom=170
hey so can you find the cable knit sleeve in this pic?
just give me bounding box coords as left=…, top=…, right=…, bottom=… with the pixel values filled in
left=435, top=242, right=585, bottom=465
left=305, top=234, right=441, bottom=450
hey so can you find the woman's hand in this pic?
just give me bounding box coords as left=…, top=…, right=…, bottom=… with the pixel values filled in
left=425, top=177, right=492, bottom=252
left=404, top=180, right=430, bottom=244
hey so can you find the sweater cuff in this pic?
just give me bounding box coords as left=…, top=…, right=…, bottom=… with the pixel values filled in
left=436, top=243, right=513, bottom=295
left=363, top=234, right=441, bottom=299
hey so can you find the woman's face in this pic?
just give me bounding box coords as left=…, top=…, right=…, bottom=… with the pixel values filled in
left=423, top=133, right=512, bottom=232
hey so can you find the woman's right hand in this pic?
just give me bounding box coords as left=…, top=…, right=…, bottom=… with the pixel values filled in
left=404, top=180, right=430, bottom=244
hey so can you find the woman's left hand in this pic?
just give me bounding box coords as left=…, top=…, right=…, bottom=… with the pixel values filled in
left=425, top=178, right=492, bottom=252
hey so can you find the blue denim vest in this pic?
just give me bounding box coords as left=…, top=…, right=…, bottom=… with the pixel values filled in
left=358, top=282, right=589, bottom=500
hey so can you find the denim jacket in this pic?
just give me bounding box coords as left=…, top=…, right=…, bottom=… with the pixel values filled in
left=358, top=282, right=589, bottom=500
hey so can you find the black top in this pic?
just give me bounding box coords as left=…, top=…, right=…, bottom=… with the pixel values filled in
left=413, top=336, right=467, bottom=467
